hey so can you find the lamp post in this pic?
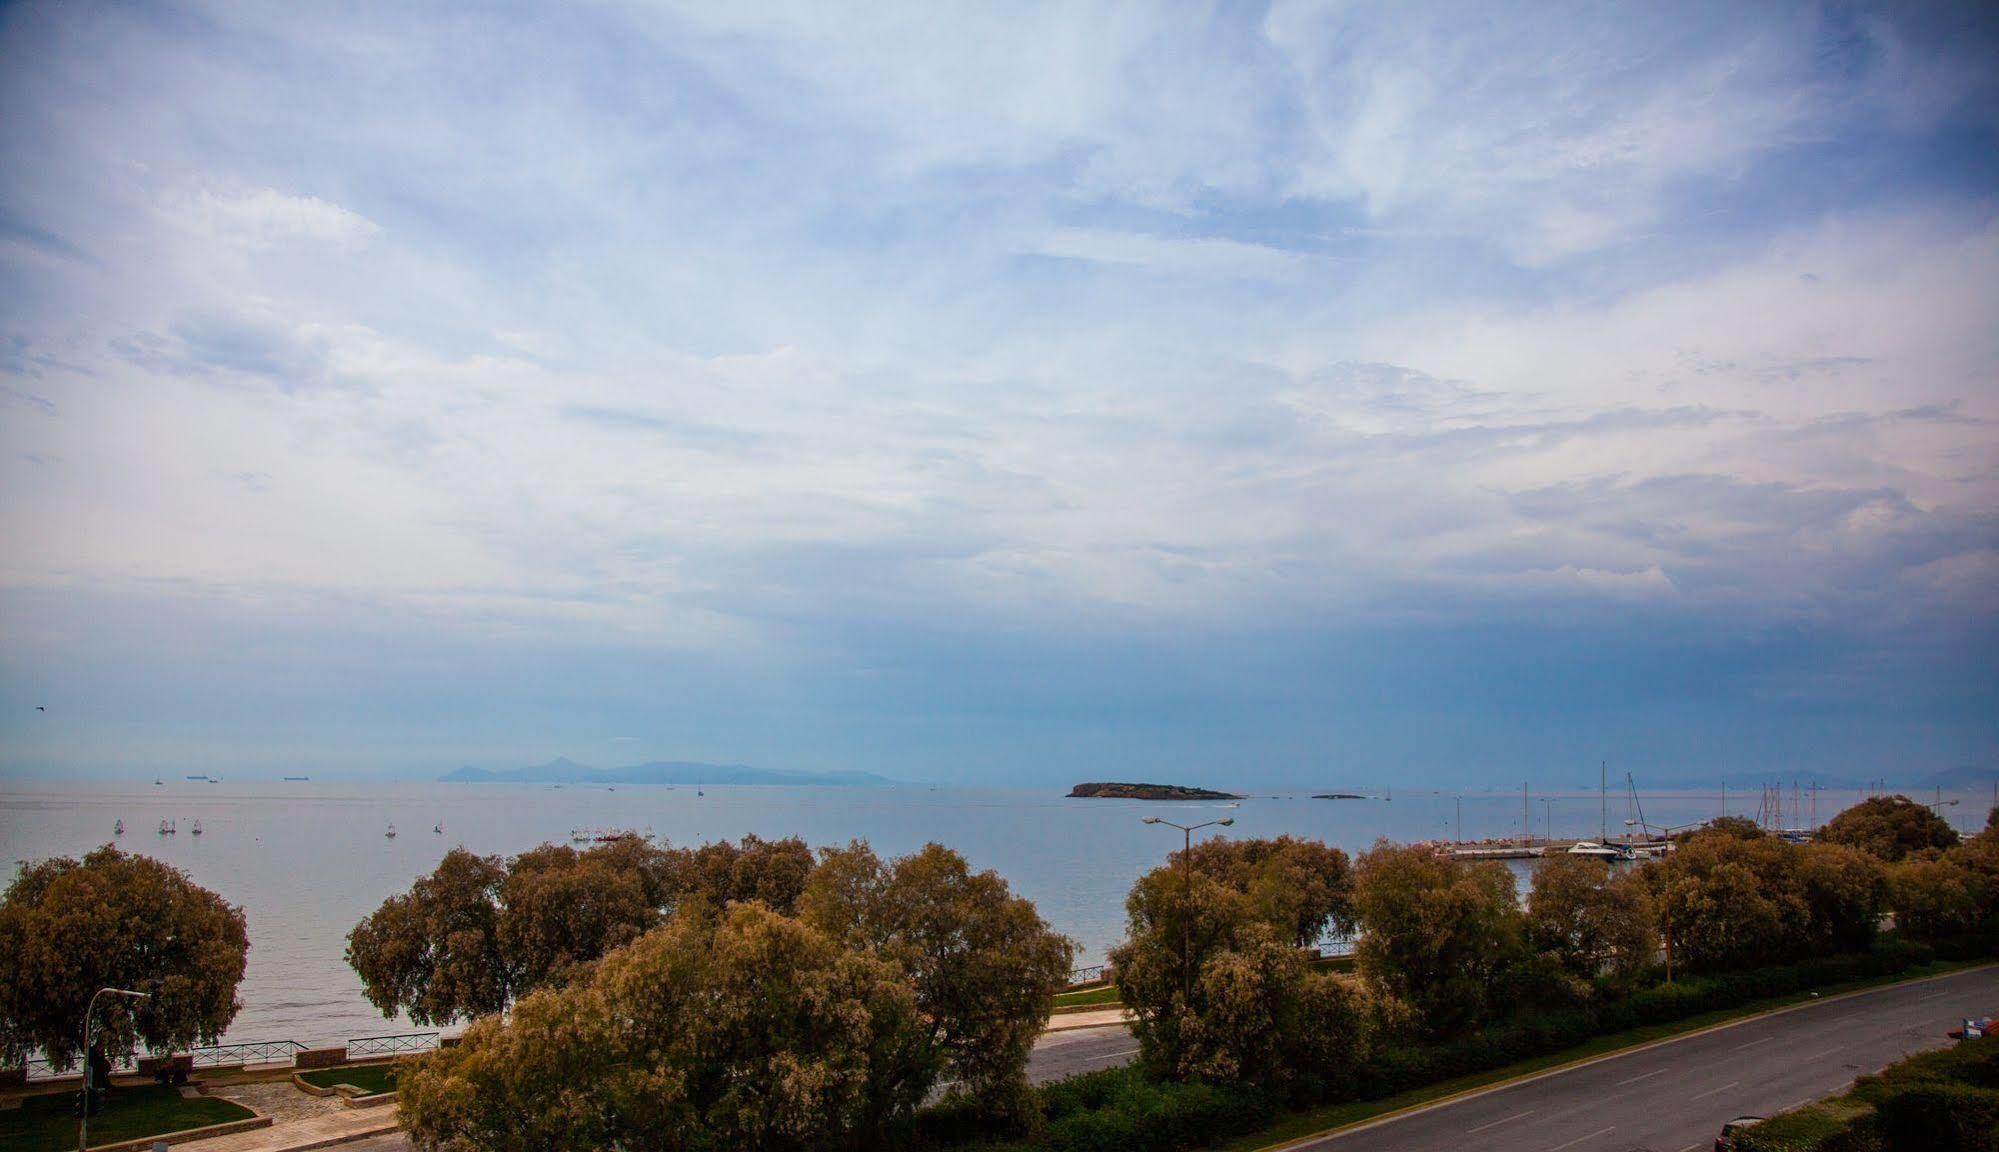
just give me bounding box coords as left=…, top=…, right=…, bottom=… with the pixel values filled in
left=1141, top=814, right=1235, bottom=998
left=80, top=988, right=149, bottom=1152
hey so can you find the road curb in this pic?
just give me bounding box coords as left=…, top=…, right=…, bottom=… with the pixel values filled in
left=1253, top=961, right=1996, bottom=1152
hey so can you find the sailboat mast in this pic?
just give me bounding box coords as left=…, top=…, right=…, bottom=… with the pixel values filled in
left=1599, top=761, right=1607, bottom=842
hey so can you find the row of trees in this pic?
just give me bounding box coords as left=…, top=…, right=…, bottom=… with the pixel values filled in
left=1112, top=802, right=1999, bottom=1093
left=370, top=837, right=1074, bottom=1148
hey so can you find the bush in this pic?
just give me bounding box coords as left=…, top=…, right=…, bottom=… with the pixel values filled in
left=1872, top=1082, right=1999, bottom=1152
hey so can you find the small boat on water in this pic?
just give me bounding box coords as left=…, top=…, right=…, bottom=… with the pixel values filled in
left=433, top=821, right=444, bottom=834
left=1567, top=840, right=1634, bottom=860
left=155, top=776, right=164, bottom=786
left=385, top=824, right=397, bottom=838
left=190, top=820, right=203, bottom=836
left=114, top=819, right=125, bottom=835
left=158, top=819, right=176, bottom=835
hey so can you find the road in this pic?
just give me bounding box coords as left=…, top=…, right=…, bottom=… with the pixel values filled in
left=1293, top=963, right=1999, bottom=1152
left=320, top=964, right=1998, bottom=1152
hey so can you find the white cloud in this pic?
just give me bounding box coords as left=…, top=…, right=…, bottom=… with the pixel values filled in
left=164, top=185, right=380, bottom=248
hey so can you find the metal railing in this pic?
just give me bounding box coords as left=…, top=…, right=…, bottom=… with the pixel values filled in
left=347, top=1031, right=439, bottom=1058
left=189, top=1039, right=306, bottom=1067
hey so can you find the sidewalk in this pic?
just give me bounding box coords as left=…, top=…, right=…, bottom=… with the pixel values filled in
left=175, top=1104, right=399, bottom=1152
left=1044, top=1006, right=1132, bottom=1032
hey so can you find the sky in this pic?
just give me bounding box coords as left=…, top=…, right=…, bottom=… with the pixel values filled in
left=1, top=1, right=1995, bottom=788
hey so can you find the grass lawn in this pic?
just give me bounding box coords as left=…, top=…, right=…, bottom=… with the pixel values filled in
left=1053, top=984, right=1121, bottom=1009
left=297, top=1062, right=400, bottom=1096
left=1218, top=958, right=1986, bottom=1152
left=0, top=1083, right=252, bottom=1152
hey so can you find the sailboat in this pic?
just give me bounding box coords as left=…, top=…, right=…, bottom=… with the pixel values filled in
left=190, top=820, right=203, bottom=836
left=155, top=776, right=164, bottom=786
left=433, top=820, right=443, bottom=834
left=114, top=819, right=125, bottom=835
left=385, top=823, right=397, bottom=838
left=1569, top=760, right=1634, bottom=859
left=158, top=819, right=176, bottom=835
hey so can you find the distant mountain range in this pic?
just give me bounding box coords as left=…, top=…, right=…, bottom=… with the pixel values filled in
left=441, top=757, right=894, bottom=787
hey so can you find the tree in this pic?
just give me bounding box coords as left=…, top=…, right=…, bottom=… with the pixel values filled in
left=668, top=834, right=817, bottom=914
left=1693, top=816, right=1767, bottom=842
left=1821, top=796, right=1960, bottom=862
left=1110, top=866, right=1375, bottom=1088
left=800, top=842, right=1072, bottom=1120
left=1350, top=842, right=1525, bottom=1035
left=1175, top=835, right=1354, bottom=948
left=1650, top=845, right=1787, bottom=973
left=0, top=846, right=248, bottom=1072
left=398, top=902, right=933, bottom=1152
left=347, top=848, right=512, bottom=1026
left=1794, top=843, right=1888, bottom=953
left=499, top=842, right=660, bottom=990
left=1526, top=855, right=1656, bottom=980
left=1886, top=857, right=1988, bottom=942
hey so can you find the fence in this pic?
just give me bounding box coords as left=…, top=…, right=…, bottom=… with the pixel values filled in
left=189, top=1039, right=308, bottom=1068
left=348, top=1031, right=439, bottom=1058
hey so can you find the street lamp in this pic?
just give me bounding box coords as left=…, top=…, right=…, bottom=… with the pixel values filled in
left=1140, top=815, right=1236, bottom=998
left=80, top=987, right=149, bottom=1152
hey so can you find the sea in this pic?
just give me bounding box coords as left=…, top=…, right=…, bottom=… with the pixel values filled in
left=1, top=779, right=1990, bottom=1048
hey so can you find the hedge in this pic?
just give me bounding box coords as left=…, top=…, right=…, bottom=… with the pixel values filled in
left=1735, top=1036, right=1999, bottom=1152
left=923, top=938, right=1953, bottom=1152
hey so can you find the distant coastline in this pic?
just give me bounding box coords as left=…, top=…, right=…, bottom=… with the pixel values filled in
left=1067, top=781, right=1243, bottom=801
left=442, top=757, right=893, bottom=788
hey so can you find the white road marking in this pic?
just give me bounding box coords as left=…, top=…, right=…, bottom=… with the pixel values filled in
left=1691, top=1080, right=1740, bottom=1100
left=1550, top=1125, right=1615, bottom=1151
left=1731, top=1036, right=1775, bottom=1051
left=1464, top=1109, right=1533, bottom=1135
left=1917, top=991, right=1949, bottom=1001
left=1616, top=1067, right=1667, bottom=1086
left=1796, top=1047, right=1841, bottom=1062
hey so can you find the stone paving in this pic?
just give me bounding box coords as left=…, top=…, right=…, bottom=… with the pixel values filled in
left=207, top=1079, right=349, bottom=1125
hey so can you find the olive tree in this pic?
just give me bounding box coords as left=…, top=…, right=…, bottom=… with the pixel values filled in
left=0, top=846, right=249, bottom=1071
left=800, top=842, right=1072, bottom=1121
left=398, top=902, right=933, bottom=1152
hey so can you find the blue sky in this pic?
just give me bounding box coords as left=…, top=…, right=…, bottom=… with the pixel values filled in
left=1, top=1, right=1995, bottom=787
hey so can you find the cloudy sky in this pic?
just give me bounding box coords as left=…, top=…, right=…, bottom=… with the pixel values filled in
left=1, top=1, right=1995, bottom=786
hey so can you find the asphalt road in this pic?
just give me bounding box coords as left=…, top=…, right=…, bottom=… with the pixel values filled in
left=1296, top=963, right=1999, bottom=1152
left=321, top=964, right=1998, bottom=1152
left=1028, top=1020, right=1142, bottom=1084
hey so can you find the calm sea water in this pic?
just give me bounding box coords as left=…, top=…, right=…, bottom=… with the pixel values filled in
left=1, top=779, right=1989, bottom=1047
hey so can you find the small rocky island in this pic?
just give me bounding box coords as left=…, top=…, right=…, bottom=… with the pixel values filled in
left=1068, top=781, right=1244, bottom=801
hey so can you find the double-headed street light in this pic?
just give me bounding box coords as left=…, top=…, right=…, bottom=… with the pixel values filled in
left=80, top=987, right=149, bottom=1152
left=1140, top=814, right=1236, bottom=997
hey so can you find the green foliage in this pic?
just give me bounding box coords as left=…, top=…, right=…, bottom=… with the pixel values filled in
left=1527, top=854, right=1656, bottom=980
left=348, top=833, right=824, bottom=1026
left=399, top=902, right=936, bottom=1152
left=1110, top=861, right=1379, bottom=1091
left=1696, top=815, right=1770, bottom=841
left=1351, top=841, right=1525, bottom=1034
left=297, top=1061, right=401, bottom=1096
left=1822, top=795, right=1960, bottom=862
left=1649, top=835, right=1888, bottom=975
left=346, top=847, right=512, bottom=1026
left=0, top=845, right=249, bottom=1071
left=802, top=841, right=1074, bottom=1123
left=1173, top=836, right=1354, bottom=948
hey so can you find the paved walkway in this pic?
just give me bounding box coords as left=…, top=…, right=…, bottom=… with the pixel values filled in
left=176, top=1102, right=399, bottom=1152
left=1043, top=1006, right=1131, bottom=1032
